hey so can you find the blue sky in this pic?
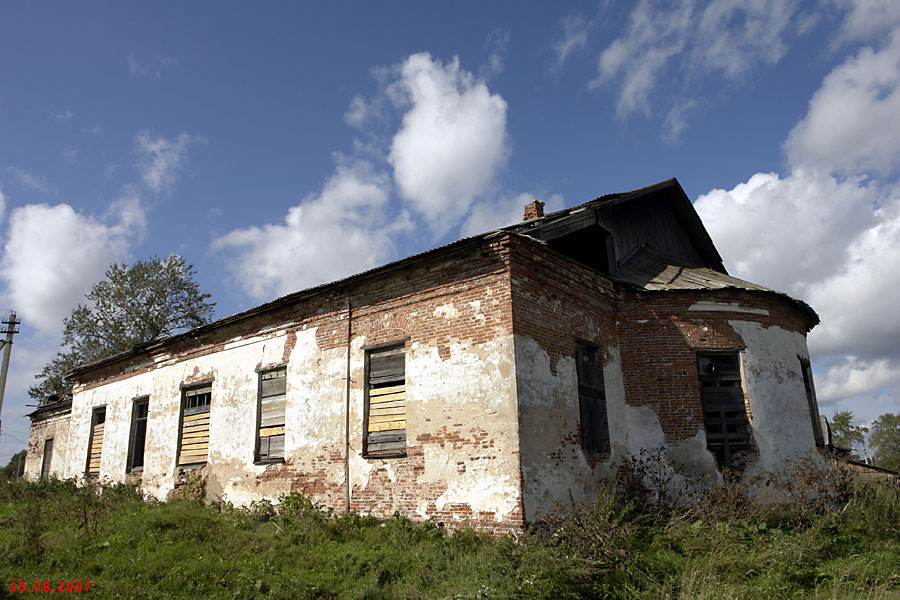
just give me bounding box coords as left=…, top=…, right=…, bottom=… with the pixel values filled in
left=2, top=0, right=899, bottom=463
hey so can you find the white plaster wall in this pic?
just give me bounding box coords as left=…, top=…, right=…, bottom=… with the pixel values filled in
left=516, top=335, right=627, bottom=520
left=62, top=312, right=523, bottom=525
left=24, top=411, right=72, bottom=480
left=516, top=335, right=721, bottom=520
left=730, top=320, right=821, bottom=475
left=67, top=325, right=300, bottom=501
left=407, top=335, right=520, bottom=521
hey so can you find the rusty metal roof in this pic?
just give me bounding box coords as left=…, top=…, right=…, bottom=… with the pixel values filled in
left=611, top=246, right=819, bottom=327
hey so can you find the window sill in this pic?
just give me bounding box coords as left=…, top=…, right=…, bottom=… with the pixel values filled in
left=254, top=458, right=285, bottom=466
left=363, top=453, right=407, bottom=460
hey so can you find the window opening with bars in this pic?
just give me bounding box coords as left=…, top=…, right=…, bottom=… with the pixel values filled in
left=697, top=353, right=750, bottom=469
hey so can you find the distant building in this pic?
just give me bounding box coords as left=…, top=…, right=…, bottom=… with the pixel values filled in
left=25, top=179, right=824, bottom=531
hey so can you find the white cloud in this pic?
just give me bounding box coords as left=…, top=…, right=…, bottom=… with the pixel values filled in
left=344, top=95, right=372, bottom=129
left=63, top=147, right=78, bottom=164
left=832, top=0, right=900, bottom=45
left=591, top=0, right=800, bottom=120
left=0, top=183, right=5, bottom=222
left=554, top=14, right=592, bottom=67
left=816, top=357, right=900, bottom=404
left=662, top=99, right=697, bottom=142
left=695, top=170, right=879, bottom=297
left=481, top=28, right=510, bottom=79
left=691, top=0, right=797, bottom=78
left=462, top=193, right=564, bottom=237
left=128, top=54, right=143, bottom=76
left=49, top=110, right=74, bottom=122
left=7, top=167, right=54, bottom=194
left=134, top=131, right=200, bottom=194
left=785, top=29, right=900, bottom=176
left=388, top=52, right=509, bottom=234
left=212, top=158, right=399, bottom=300
left=0, top=201, right=143, bottom=334
left=696, top=24, right=900, bottom=419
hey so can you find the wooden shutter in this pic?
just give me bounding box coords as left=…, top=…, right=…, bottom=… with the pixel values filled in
left=257, top=368, right=286, bottom=460
left=179, top=386, right=211, bottom=465
left=41, top=439, right=53, bottom=480
left=698, top=354, right=750, bottom=469
left=366, top=346, right=406, bottom=457
left=576, top=342, right=607, bottom=453
left=87, top=407, right=105, bottom=475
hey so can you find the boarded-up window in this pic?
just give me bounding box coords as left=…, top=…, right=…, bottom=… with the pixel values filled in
left=86, top=406, right=106, bottom=476
left=800, top=359, right=824, bottom=448
left=128, top=397, right=149, bottom=471
left=41, top=439, right=53, bottom=480
left=697, top=353, right=750, bottom=469
left=257, top=367, right=286, bottom=461
left=364, top=345, right=406, bottom=458
left=576, top=341, right=607, bottom=453
left=178, top=385, right=211, bottom=465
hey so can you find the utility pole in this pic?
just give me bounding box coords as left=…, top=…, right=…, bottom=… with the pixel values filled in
left=0, top=311, right=21, bottom=434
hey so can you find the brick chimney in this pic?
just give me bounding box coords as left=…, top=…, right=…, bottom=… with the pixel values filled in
left=523, top=199, right=545, bottom=221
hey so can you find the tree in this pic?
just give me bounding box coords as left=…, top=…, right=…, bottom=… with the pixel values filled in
left=30, top=255, right=215, bottom=400
left=829, top=410, right=868, bottom=459
left=1, top=450, right=26, bottom=480
left=868, top=413, right=900, bottom=472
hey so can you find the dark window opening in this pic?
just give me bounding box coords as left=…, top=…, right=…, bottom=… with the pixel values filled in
left=576, top=341, right=607, bottom=453
left=127, top=398, right=149, bottom=471
left=364, top=344, right=406, bottom=458
left=256, top=367, right=286, bottom=461
left=41, top=439, right=53, bottom=480
left=800, top=359, right=824, bottom=448
left=697, top=353, right=750, bottom=469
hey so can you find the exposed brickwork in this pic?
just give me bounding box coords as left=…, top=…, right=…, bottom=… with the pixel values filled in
left=509, top=235, right=815, bottom=513
left=69, top=236, right=524, bottom=532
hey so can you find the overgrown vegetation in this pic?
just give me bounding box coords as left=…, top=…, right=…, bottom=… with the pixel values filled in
left=1, top=465, right=898, bottom=599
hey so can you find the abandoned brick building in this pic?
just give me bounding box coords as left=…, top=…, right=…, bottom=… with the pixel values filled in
left=25, top=178, right=824, bottom=531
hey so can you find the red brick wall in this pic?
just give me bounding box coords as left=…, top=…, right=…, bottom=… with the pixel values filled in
left=72, top=236, right=524, bottom=533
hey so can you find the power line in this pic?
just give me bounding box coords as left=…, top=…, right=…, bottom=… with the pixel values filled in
left=0, top=430, right=28, bottom=445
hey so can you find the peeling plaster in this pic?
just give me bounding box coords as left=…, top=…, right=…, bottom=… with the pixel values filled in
left=730, top=320, right=821, bottom=476
left=689, top=301, right=770, bottom=315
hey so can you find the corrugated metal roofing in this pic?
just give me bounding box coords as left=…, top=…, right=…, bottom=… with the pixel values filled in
left=611, top=246, right=819, bottom=326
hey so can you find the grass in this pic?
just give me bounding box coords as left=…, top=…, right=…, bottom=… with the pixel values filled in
left=0, top=469, right=898, bottom=599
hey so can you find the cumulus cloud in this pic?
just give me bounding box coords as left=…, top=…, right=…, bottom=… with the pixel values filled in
left=212, top=158, right=399, bottom=300
left=0, top=183, right=5, bottom=221
left=786, top=29, right=900, bottom=176
left=695, top=170, right=879, bottom=297
left=0, top=200, right=143, bottom=334
left=215, top=52, right=523, bottom=301
left=388, top=52, right=509, bottom=234
left=697, top=18, right=900, bottom=413
left=134, top=131, right=201, bottom=194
